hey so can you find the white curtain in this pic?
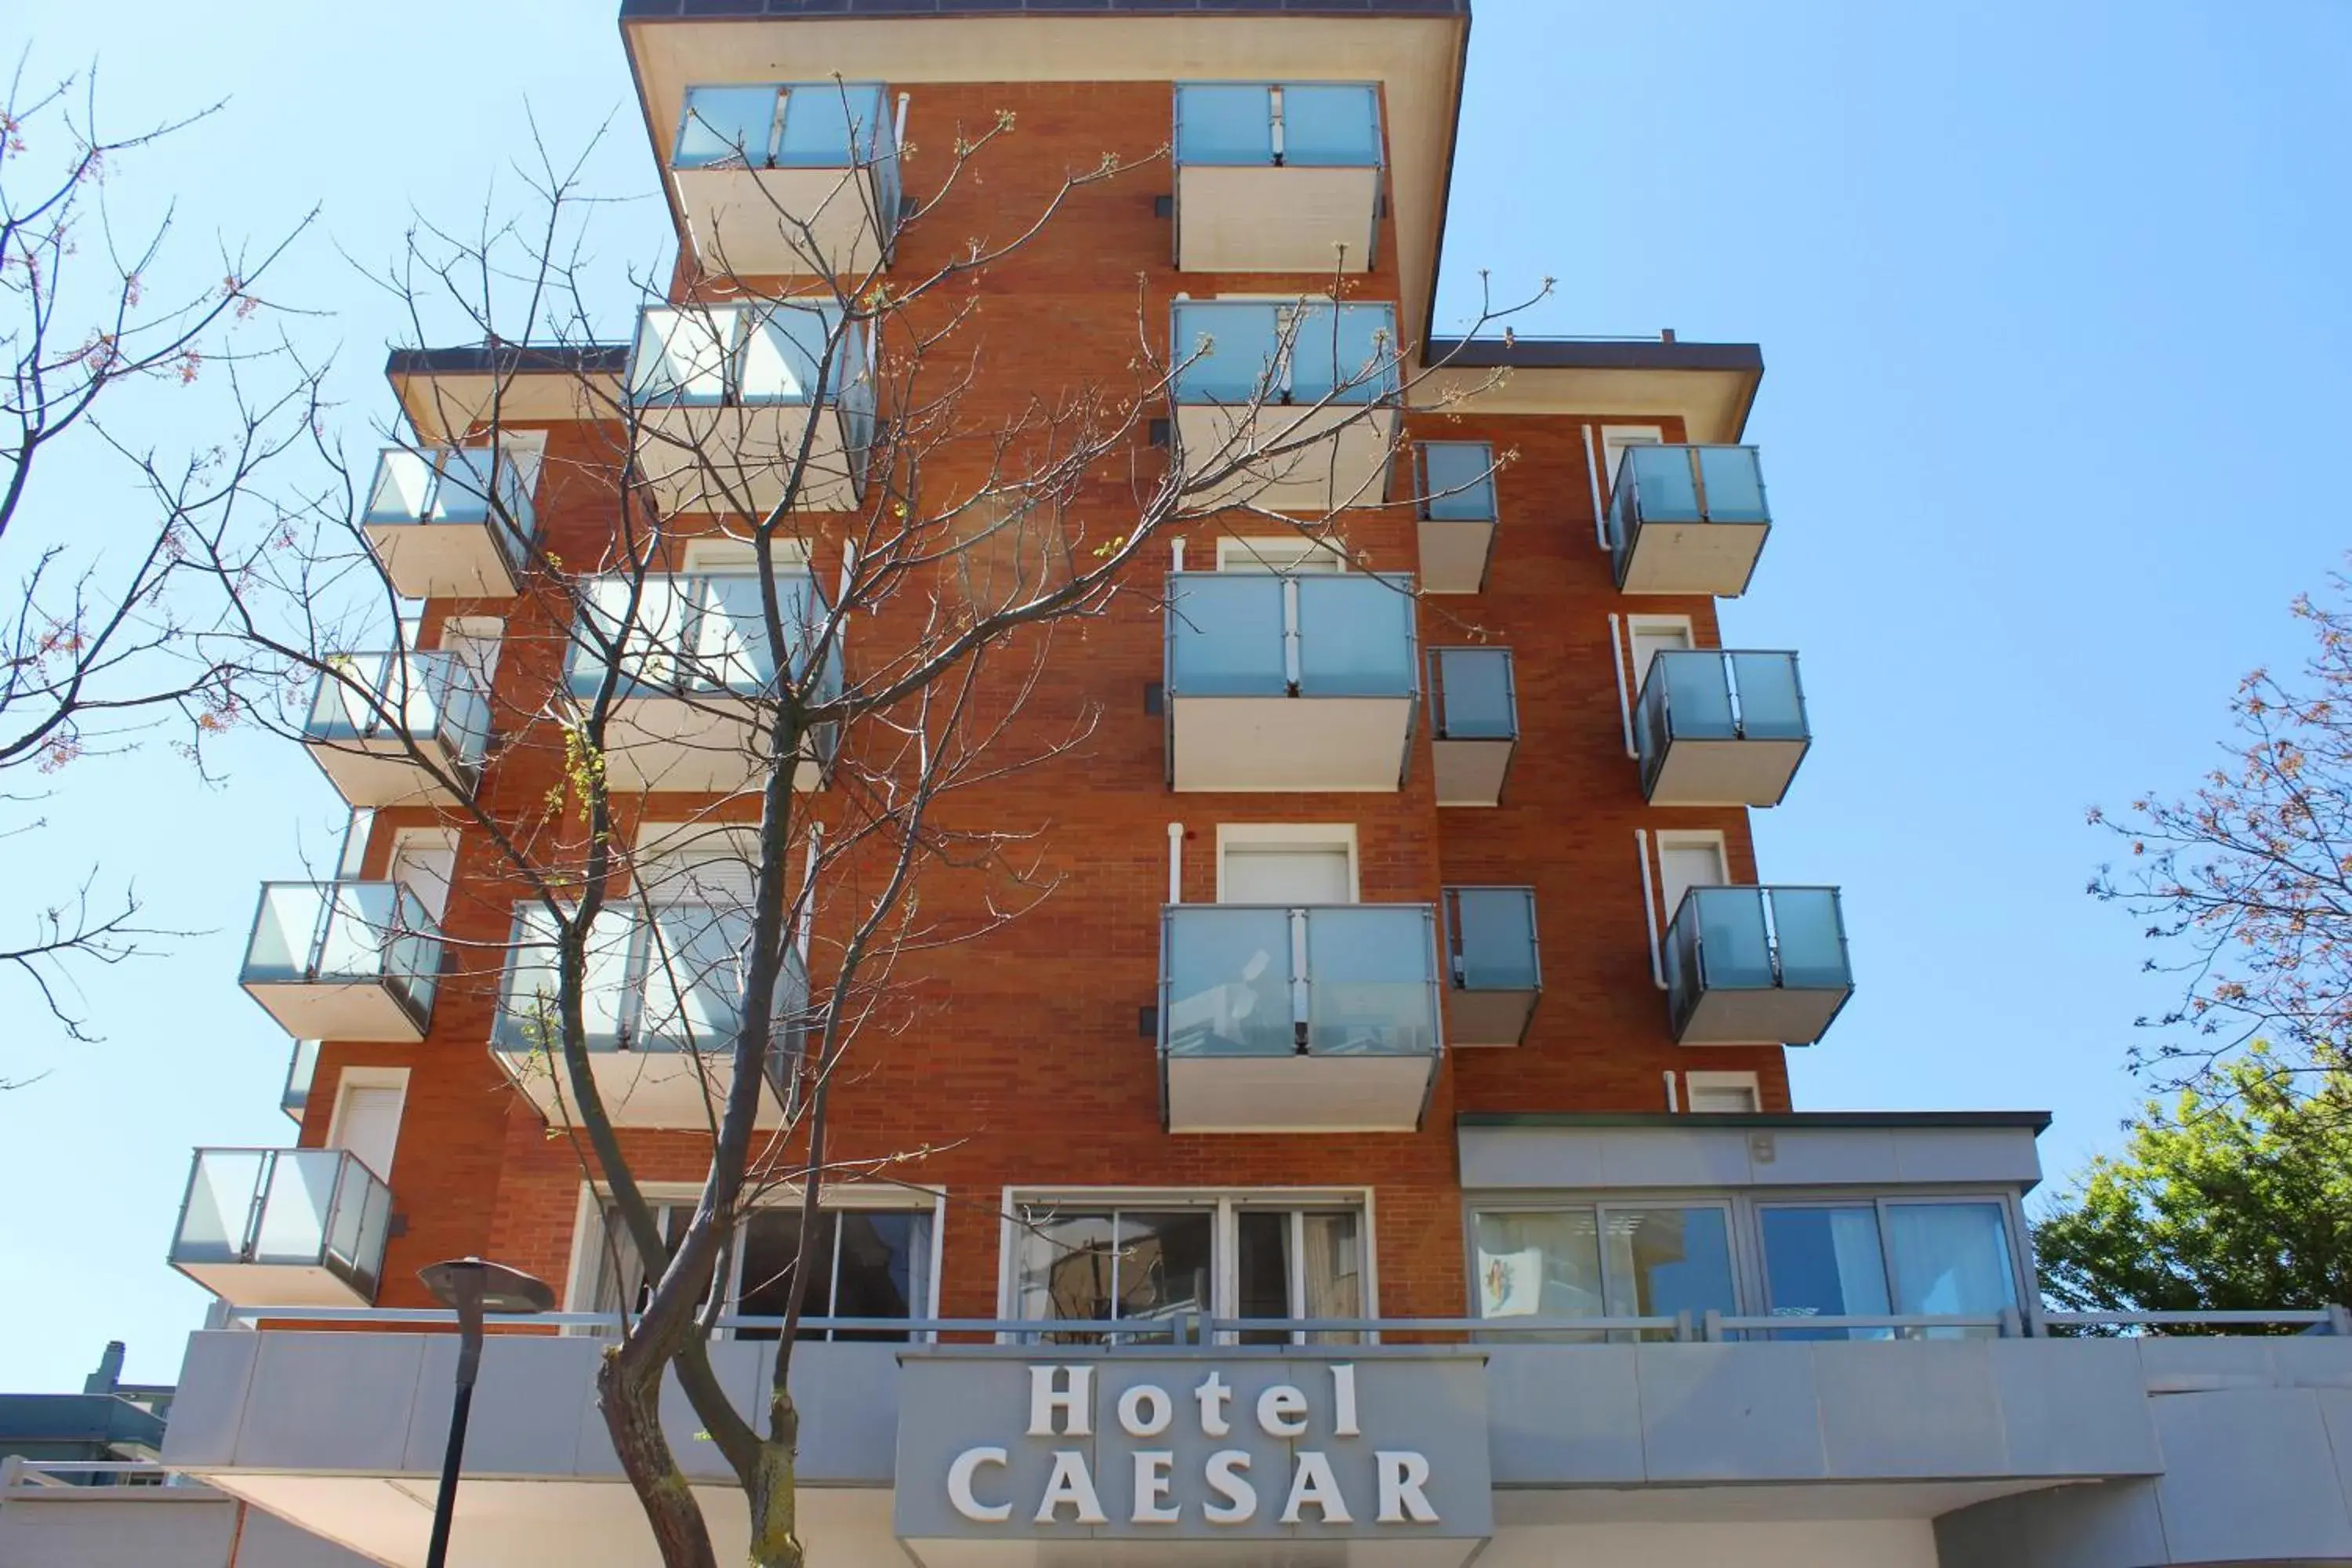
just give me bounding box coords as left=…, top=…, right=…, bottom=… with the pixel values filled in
left=1887, top=1203, right=2016, bottom=1331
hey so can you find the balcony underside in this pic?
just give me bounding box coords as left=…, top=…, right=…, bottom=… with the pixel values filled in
left=1417, top=516, right=1495, bottom=594
left=673, top=165, right=887, bottom=278
left=241, top=979, right=425, bottom=1044
left=1168, top=694, right=1411, bottom=792
left=601, top=693, right=826, bottom=795
left=169, top=1259, right=372, bottom=1310
left=1618, top=521, right=1769, bottom=597
left=1164, top=1051, right=1435, bottom=1134
left=493, top=1045, right=787, bottom=1130
left=1174, top=165, right=1379, bottom=273
left=1433, top=735, right=1514, bottom=808
left=1174, top=402, right=1397, bottom=513
left=633, top=401, right=860, bottom=516
left=1644, top=736, right=1809, bottom=808
left=1675, top=983, right=1849, bottom=1047
left=1449, top=985, right=1538, bottom=1048
left=361, top=518, right=521, bottom=601
left=303, top=738, right=471, bottom=810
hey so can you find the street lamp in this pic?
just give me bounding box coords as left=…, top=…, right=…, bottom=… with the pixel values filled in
left=418, top=1256, right=555, bottom=1568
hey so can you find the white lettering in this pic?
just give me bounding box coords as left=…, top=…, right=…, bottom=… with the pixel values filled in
left=1279, top=1450, right=1352, bottom=1525
left=1131, top=1450, right=1179, bottom=1523
left=1330, top=1363, right=1359, bottom=1439
left=1375, top=1451, right=1438, bottom=1524
left=1027, top=1365, right=1091, bottom=1438
left=1256, top=1384, right=1308, bottom=1438
left=1202, top=1449, right=1257, bottom=1524
left=1033, top=1450, right=1107, bottom=1525
left=1119, top=1383, right=1173, bottom=1439
left=1193, top=1370, right=1233, bottom=1437
left=946, top=1446, right=1011, bottom=1523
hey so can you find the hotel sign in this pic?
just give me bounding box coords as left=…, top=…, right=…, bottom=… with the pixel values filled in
left=892, top=1352, right=1492, bottom=1560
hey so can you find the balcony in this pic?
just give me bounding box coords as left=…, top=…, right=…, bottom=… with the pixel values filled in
left=1664, top=886, right=1853, bottom=1045
left=1170, top=301, right=1400, bottom=513
left=669, top=82, right=898, bottom=279
left=1171, top=83, right=1381, bottom=274
left=299, top=651, right=491, bottom=808
left=359, top=445, right=536, bottom=599
left=1414, top=441, right=1498, bottom=593
left=1158, top=902, right=1439, bottom=1133
left=492, top=903, right=808, bottom=1129
left=238, top=882, right=442, bottom=1043
left=566, top=571, right=840, bottom=794
left=1163, top=570, right=1417, bottom=792
left=168, top=1148, right=390, bottom=1308
left=1444, top=887, right=1541, bottom=1047
left=280, top=1040, right=319, bottom=1123
left=626, top=303, right=874, bottom=516
left=1635, top=650, right=1810, bottom=807
left=1428, top=647, right=1517, bottom=807
left=1607, top=445, right=1771, bottom=596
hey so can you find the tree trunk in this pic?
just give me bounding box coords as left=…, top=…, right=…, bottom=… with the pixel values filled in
left=598, top=1344, right=720, bottom=1568
left=746, top=1389, right=804, bottom=1568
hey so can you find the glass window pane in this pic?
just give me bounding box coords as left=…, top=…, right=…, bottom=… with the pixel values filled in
left=1600, top=1207, right=1737, bottom=1336
left=1018, top=1210, right=1118, bottom=1341
left=1305, top=906, right=1435, bottom=1056
left=1473, top=1209, right=1602, bottom=1335
left=1299, top=1210, right=1363, bottom=1346
left=1234, top=1210, right=1291, bottom=1345
left=1114, top=1211, right=1213, bottom=1341
left=1761, top=1206, right=1891, bottom=1340
left=1167, top=574, right=1286, bottom=695
left=1279, top=85, right=1380, bottom=168
left=735, top=1208, right=835, bottom=1341
left=1163, top=907, right=1294, bottom=1057
left=1887, top=1202, right=2017, bottom=1335
left=1296, top=575, right=1414, bottom=697
left=1175, top=85, right=1273, bottom=165
left=677, top=86, right=781, bottom=169
left=831, top=1210, right=930, bottom=1341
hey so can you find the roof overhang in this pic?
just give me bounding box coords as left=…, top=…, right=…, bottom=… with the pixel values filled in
left=617, top=2, right=1472, bottom=361
left=1415, top=336, right=1766, bottom=443
left=385, top=344, right=630, bottom=445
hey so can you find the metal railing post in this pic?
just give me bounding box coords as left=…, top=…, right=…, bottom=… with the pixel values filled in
left=238, top=1151, right=275, bottom=1265
left=2329, top=1305, right=2352, bottom=1338
left=1700, top=1309, right=1722, bottom=1344
left=1673, top=1310, right=1693, bottom=1344
left=1998, top=1307, right=2022, bottom=1339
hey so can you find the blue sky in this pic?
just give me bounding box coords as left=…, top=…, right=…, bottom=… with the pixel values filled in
left=2, top=0, right=2347, bottom=1391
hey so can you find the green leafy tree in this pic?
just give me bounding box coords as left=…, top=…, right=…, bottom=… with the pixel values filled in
left=2034, top=1047, right=2352, bottom=1316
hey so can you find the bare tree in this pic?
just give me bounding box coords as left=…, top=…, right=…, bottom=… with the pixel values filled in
left=201, top=99, right=1538, bottom=1568
left=0, top=59, right=318, bottom=1054
left=2094, top=564, right=2352, bottom=1098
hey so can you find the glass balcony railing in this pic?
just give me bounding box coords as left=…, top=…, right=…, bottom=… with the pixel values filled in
left=361, top=446, right=536, bottom=568
left=565, top=571, right=843, bottom=706
left=169, top=1147, right=393, bottom=1303
left=1664, top=887, right=1853, bottom=1044
left=280, top=1040, right=320, bottom=1123
left=1445, top=887, right=1541, bottom=993
left=492, top=902, right=810, bottom=1059
left=672, top=82, right=900, bottom=232
left=1160, top=903, right=1439, bottom=1059
left=1635, top=650, right=1809, bottom=797
left=628, top=303, right=872, bottom=413
left=301, top=651, right=492, bottom=773
left=1163, top=571, right=1417, bottom=700
left=1171, top=301, right=1400, bottom=407
left=1416, top=441, right=1497, bottom=522
left=1607, top=444, right=1771, bottom=589
left=1429, top=648, right=1517, bottom=741
left=241, top=881, right=443, bottom=1029
left=1173, top=83, right=1382, bottom=169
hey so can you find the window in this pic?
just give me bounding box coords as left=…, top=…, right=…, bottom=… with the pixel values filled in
left=1008, top=1196, right=1368, bottom=1345
left=1216, top=535, right=1348, bottom=574
left=1472, top=1204, right=1736, bottom=1341
left=1683, top=1071, right=1761, bottom=1114
left=1599, top=424, right=1664, bottom=495
left=1760, top=1199, right=2020, bottom=1340
left=1654, top=831, right=1728, bottom=927
left=1217, top=826, right=1356, bottom=905
left=386, top=828, right=457, bottom=923
left=1624, top=615, right=1692, bottom=695
left=577, top=1194, right=935, bottom=1341
left=327, top=1071, right=408, bottom=1184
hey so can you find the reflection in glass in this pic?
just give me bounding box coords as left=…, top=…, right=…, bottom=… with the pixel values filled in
left=1762, top=1206, right=1892, bottom=1340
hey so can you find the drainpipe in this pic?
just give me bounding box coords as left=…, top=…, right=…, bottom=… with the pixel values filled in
left=1634, top=829, right=1665, bottom=989
left=1663, top=1071, right=1679, bottom=1112
left=1171, top=536, right=1185, bottom=572
left=1166, top=823, right=1184, bottom=905
left=1582, top=423, right=1609, bottom=551
left=1606, top=614, right=1637, bottom=759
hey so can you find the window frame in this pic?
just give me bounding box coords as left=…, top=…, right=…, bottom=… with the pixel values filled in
left=1465, top=1196, right=1740, bottom=1336
left=1462, top=1185, right=2037, bottom=1336
left=1214, top=535, right=1350, bottom=574
left=1214, top=822, right=1360, bottom=905
left=562, top=1181, right=945, bottom=1340
left=997, top=1186, right=1377, bottom=1345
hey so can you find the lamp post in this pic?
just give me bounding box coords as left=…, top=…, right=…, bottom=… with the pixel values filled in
left=418, top=1256, right=555, bottom=1568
